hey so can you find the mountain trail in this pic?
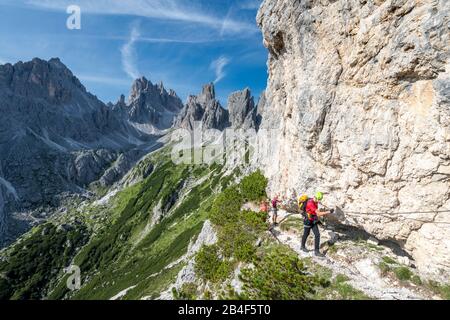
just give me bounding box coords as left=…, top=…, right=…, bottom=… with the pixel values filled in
left=271, top=209, right=439, bottom=300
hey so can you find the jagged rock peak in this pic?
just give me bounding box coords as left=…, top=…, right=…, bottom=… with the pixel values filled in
left=199, top=83, right=216, bottom=103
left=118, top=94, right=126, bottom=105
left=168, top=89, right=178, bottom=98
left=256, top=90, right=266, bottom=115
left=125, top=76, right=184, bottom=129
left=255, top=90, right=266, bottom=130
left=112, top=94, right=126, bottom=109
left=129, top=77, right=181, bottom=103
left=228, top=87, right=257, bottom=130
left=0, top=57, right=86, bottom=105
left=129, top=76, right=151, bottom=102
left=157, top=81, right=165, bottom=93
left=175, top=83, right=229, bottom=131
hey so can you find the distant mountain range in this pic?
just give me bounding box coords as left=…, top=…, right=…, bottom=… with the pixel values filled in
left=0, top=57, right=263, bottom=247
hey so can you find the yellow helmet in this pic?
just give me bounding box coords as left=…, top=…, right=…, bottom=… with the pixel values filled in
left=298, top=194, right=308, bottom=203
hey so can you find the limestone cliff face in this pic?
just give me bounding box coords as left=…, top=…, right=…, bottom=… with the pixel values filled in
left=256, top=0, right=450, bottom=279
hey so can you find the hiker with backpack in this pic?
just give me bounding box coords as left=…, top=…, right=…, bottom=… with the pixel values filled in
left=270, top=195, right=281, bottom=225
left=298, top=192, right=334, bottom=257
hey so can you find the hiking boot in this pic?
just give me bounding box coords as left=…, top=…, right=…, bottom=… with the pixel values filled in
left=301, top=247, right=308, bottom=253
left=314, top=251, right=325, bottom=258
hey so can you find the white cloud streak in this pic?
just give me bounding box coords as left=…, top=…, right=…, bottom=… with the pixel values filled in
left=25, top=0, right=258, bottom=35
left=129, top=36, right=218, bottom=44
left=121, top=26, right=141, bottom=80
left=220, top=8, right=235, bottom=37
left=78, top=74, right=131, bottom=86
left=210, top=56, right=230, bottom=84
left=53, top=33, right=219, bottom=44
left=238, top=0, right=263, bottom=10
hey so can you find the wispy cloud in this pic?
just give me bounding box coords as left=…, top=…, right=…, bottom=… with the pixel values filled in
left=137, top=36, right=211, bottom=44
left=121, top=25, right=141, bottom=80
left=219, top=1, right=261, bottom=37
left=25, top=0, right=258, bottom=35
left=210, top=56, right=230, bottom=84
left=238, top=0, right=263, bottom=10
left=220, top=8, right=235, bottom=37
left=78, top=74, right=131, bottom=86
left=131, top=35, right=218, bottom=44
left=47, top=33, right=219, bottom=44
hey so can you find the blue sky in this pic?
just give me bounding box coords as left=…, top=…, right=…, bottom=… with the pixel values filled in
left=0, top=0, right=267, bottom=105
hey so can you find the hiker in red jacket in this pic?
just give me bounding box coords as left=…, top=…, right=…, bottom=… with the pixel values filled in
left=301, top=192, right=333, bottom=257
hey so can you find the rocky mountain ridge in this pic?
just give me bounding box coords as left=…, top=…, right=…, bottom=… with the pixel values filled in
left=175, top=83, right=261, bottom=131
left=117, top=77, right=184, bottom=133
left=0, top=58, right=177, bottom=246
left=0, top=57, right=261, bottom=247
left=175, top=83, right=230, bottom=131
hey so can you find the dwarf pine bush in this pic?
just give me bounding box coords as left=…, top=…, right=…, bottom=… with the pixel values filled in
left=239, top=170, right=268, bottom=202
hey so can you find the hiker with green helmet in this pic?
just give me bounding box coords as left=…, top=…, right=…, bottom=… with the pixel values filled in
left=301, top=192, right=333, bottom=257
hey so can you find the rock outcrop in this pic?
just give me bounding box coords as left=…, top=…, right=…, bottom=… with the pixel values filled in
left=157, top=220, right=218, bottom=300
left=228, top=88, right=257, bottom=130
left=125, top=77, right=184, bottom=132
left=256, top=0, right=450, bottom=280
left=255, top=91, right=266, bottom=130
left=175, top=83, right=229, bottom=130
left=175, top=84, right=261, bottom=132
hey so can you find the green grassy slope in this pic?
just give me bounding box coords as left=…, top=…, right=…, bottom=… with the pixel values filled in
left=55, top=150, right=233, bottom=300
left=0, top=147, right=237, bottom=300
left=0, top=223, right=89, bottom=300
